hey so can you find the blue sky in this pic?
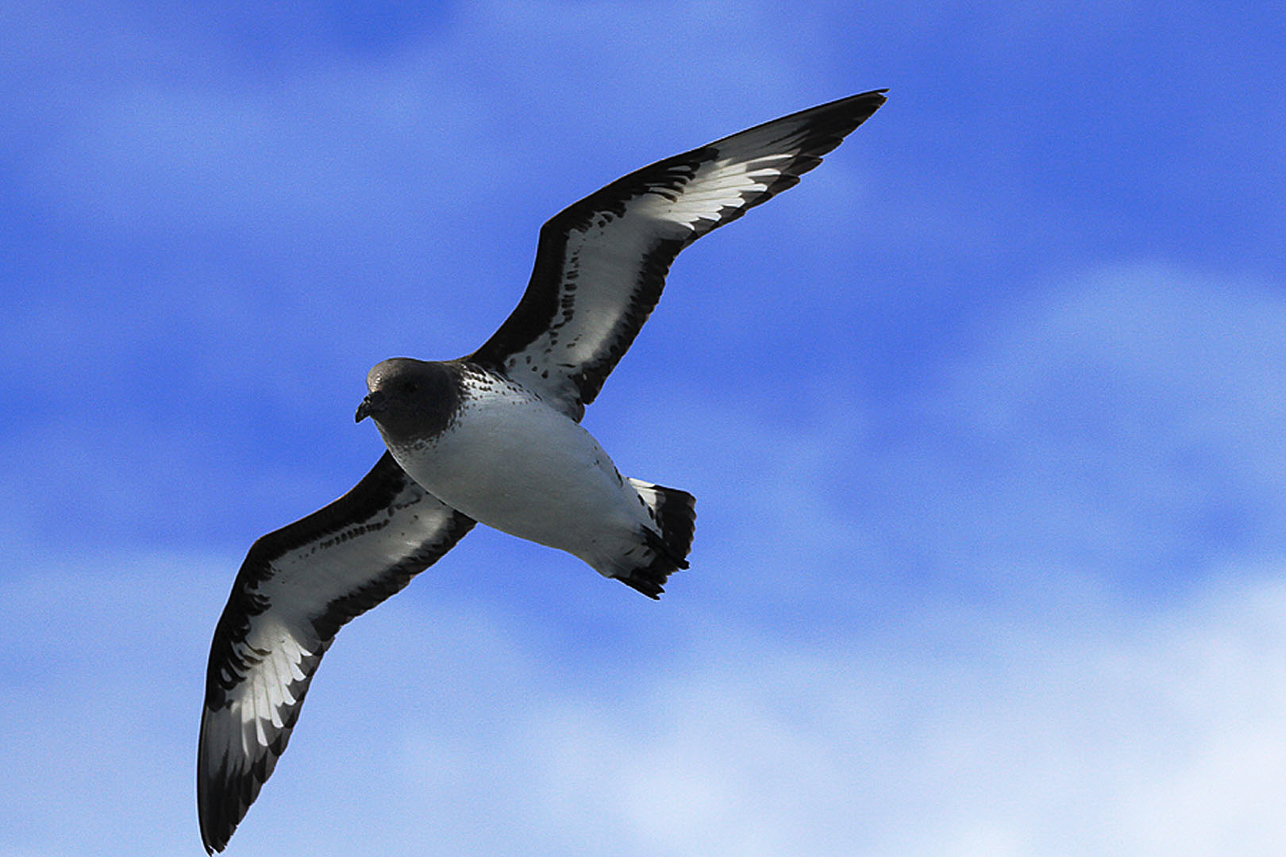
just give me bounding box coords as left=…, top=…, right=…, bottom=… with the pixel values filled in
left=4, top=2, right=1286, bottom=854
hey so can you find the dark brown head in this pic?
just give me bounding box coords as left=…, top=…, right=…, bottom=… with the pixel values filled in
left=355, top=358, right=460, bottom=443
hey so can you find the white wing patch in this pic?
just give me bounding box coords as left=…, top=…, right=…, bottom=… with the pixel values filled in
left=514, top=155, right=797, bottom=391
left=635, top=154, right=795, bottom=229
left=233, top=622, right=312, bottom=742
left=499, top=151, right=806, bottom=415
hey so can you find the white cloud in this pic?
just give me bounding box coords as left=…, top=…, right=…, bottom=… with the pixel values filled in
left=6, top=545, right=1285, bottom=856
left=496, top=574, right=1286, bottom=857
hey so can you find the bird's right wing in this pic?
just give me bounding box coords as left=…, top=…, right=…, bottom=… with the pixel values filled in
left=197, top=452, right=475, bottom=853
left=468, top=90, right=887, bottom=420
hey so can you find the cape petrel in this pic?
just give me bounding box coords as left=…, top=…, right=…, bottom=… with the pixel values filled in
left=198, top=89, right=886, bottom=852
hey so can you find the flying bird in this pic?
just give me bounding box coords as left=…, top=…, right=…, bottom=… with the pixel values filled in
left=197, top=89, right=887, bottom=852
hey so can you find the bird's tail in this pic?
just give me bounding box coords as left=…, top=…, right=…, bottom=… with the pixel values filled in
left=610, top=479, right=696, bottom=599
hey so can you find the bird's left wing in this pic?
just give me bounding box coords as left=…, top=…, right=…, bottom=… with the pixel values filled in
left=197, top=452, right=475, bottom=853
left=468, top=89, right=887, bottom=419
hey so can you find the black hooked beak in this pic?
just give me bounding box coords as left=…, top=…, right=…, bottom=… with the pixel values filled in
left=355, top=390, right=387, bottom=423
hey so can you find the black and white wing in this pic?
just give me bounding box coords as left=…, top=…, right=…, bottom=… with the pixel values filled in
left=468, top=89, right=887, bottom=419
left=197, top=452, right=475, bottom=854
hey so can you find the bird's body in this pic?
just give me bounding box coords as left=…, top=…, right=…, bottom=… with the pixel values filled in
left=367, top=359, right=690, bottom=592
left=198, top=89, right=887, bottom=853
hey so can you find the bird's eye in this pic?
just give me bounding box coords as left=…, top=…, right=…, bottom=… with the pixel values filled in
left=401, top=382, right=419, bottom=394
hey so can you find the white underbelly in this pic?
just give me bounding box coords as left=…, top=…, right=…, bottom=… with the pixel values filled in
left=384, top=383, right=646, bottom=557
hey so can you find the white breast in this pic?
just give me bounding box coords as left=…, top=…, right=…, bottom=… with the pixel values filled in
left=381, top=371, right=650, bottom=564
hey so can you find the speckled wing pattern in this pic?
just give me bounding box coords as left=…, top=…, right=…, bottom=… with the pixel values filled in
left=469, top=89, right=887, bottom=420
left=197, top=452, right=475, bottom=853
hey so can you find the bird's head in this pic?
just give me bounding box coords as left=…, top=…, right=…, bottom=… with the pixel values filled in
left=356, top=358, right=459, bottom=442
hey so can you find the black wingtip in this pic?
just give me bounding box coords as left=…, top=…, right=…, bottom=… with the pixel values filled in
left=197, top=766, right=235, bottom=854
left=817, top=88, right=889, bottom=123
